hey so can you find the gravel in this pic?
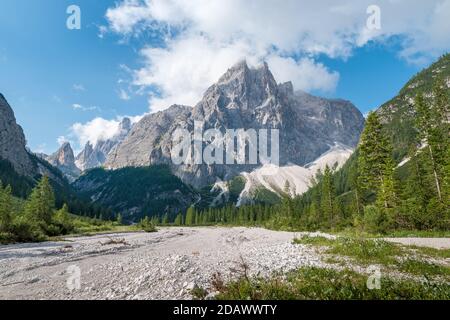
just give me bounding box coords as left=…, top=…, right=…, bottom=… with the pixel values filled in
left=383, top=237, right=450, bottom=250
left=1, top=227, right=447, bottom=300
left=0, top=227, right=324, bottom=300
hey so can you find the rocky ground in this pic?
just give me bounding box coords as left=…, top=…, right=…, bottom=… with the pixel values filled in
left=0, top=227, right=448, bottom=300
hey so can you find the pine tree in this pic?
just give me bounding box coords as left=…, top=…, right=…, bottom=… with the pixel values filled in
left=24, top=176, right=55, bottom=227
left=321, top=165, right=335, bottom=227
left=415, top=92, right=440, bottom=200
left=151, top=215, right=159, bottom=226
left=281, top=180, right=295, bottom=220
left=414, top=84, right=449, bottom=202
left=432, top=77, right=449, bottom=201
left=174, top=213, right=183, bottom=226
left=358, top=112, right=396, bottom=210
left=185, top=206, right=195, bottom=226
left=116, top=213, right=123, bottom=225
left=53, top=204, right=74, bottom=234
left=348, top=157, right=362, bottom=216
left=162, top=213, right=169, bottom=225
left=307, top=173, right=322, bottom=229
left=396, top=144, right=430, bottom=229
left=0, top=182, right=13, bottom=232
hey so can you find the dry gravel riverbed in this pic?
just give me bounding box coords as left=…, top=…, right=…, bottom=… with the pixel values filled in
left=0, top=227, right=448, bottom=300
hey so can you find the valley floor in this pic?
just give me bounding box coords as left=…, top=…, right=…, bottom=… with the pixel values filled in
left=0, top=227, right=448, bottom=300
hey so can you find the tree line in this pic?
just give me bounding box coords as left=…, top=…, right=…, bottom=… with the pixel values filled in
left=0, top=176, right=77, bottom=243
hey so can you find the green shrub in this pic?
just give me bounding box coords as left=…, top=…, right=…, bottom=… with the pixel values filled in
left=52, top=204, right=74, bottom=235
left=216, top=267, right=450, bottom=300
left=363, top=205, right=391, bottom=234
left=137, top=217, right=157, bottom=232
left=398, top=259, right=450, bottom=277
left=327, top=238, right=402, bottom=266
left=10, top=216, right=46, bottom=243
left=426, top=199, right=449, bottom=230
left=0, top=232, right=14, bottom=244
left=294, top=235, right=403, bottom=267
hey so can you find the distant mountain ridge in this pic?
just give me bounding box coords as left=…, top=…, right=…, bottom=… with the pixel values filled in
left=1, top=60, right=366, bottom=218
left=76, top=117, right=132, bottom=171
left=105, top=61, right=365, bottom=189
left=42, top=117, right=133, bottom=181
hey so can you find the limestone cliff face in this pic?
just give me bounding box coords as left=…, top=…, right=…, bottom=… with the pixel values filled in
left=46, top=142, right=81, bottom=182
left=105, top=61, right=365, bottom=188
left=0, top=94, right=36, bottom=177
left=0, top=93, right=68, bottom=186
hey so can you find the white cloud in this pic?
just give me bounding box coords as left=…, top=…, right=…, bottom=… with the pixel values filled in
left=106, top=0, right=154, bottom=34
left=104, top=0, right=450, bottom=113
left=72, top=103, right=100, bottom=112
left=118, top=88, right=131, bottom=100
left=133, top=35, right=262, bottom=111
left=266, top=56, right=340, bottom=93
left=69, top=116, right=142, bottom=148
left=57, top=136, right=70, bottom=146
left=132, top=35, right=340, bottom=111
left=52, top=95, right=62, bottom=103
left=98, top=25, right=108, bottom=38
left=106, top=0, right=450, bottom=60
left=70, top=118, right=123, bottom=147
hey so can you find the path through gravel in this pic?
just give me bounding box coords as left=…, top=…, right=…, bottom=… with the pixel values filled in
left=383, top=237, right=450, bottom=249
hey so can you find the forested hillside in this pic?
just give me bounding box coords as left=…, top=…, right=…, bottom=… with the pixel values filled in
left=379, top=53, right=450, bottom=161
left=273, top=55, right=450, bottom=233
left=73, top=165, right=198, bottom=222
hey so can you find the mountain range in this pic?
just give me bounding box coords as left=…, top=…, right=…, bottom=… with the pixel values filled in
left=104, top=61, right=364, bottom=188
left=2, top=55, right=448, bottom=220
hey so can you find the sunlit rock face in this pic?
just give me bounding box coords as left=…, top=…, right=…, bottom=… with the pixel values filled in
left=105, top=61, right=364, bottom=188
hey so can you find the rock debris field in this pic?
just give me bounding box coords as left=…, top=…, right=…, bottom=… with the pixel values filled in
left=0, top=227, right=448, bottom=300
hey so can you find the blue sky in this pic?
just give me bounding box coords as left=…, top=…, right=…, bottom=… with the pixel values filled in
left=0, top=0, right=448, bottom=154
left=0, top=0, right=148, bottom=153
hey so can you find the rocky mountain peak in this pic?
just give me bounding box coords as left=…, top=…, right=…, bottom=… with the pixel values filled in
left=52, top=142, right=75, bottom=167
left=217, top=60, right=250, bottom=83
left=106, top=61, right=365, bottom=188
left=278, top=81, right=294, bottom=96
left=0, top=93, right=36, bottom=177
left=211, top=61, right=278, bottom=109
left=119, top=117, right=131, bottom=132
left=0, top=93, right=70, bottom=186
left=46, top=142, right=80, bottom=182
left=193, top=62, right=281, bottom=127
